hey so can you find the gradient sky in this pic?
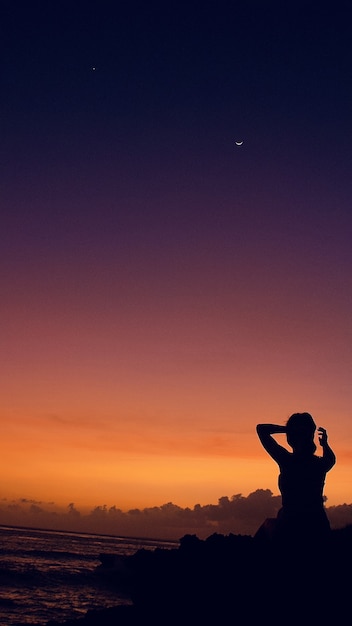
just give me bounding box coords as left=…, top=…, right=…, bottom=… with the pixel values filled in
left=1, top=1, right=352, bottom=527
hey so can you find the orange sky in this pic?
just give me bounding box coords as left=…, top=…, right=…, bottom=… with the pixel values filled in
left=2, top=305, right=351, bottom=514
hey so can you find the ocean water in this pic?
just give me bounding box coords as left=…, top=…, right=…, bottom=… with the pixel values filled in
left=0, top=525, right=178, bottom=626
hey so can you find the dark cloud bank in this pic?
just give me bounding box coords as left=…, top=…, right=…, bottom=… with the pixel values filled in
left=1, top=489, right=352, bottom=540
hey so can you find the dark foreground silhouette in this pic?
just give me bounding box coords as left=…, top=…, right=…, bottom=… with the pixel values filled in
left=23, top=525, right=352, bottom=626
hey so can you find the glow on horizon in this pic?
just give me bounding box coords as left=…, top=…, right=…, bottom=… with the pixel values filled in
left=2, top=399, right=349, bottom=512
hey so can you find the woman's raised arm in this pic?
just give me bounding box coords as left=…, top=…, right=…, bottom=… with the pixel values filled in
left=256, top=423, right=288, bottom=463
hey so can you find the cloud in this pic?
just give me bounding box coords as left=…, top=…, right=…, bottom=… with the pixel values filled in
left=30, top=504, right=44, bottom=514
left=0, top=490, right=351, bottom=540
left=325, top=503, right=352, bottom=530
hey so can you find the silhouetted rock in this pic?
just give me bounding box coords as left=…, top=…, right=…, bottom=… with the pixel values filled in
left=35, top=526, right=352, bottom=626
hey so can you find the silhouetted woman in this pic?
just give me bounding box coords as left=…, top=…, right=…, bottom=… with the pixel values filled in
left=256, top=413, right=336, bottom=545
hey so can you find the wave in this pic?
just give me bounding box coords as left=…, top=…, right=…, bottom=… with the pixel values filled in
left=0, top=525, right=175, bottom=625
left=0, top=547, right=97, bottom=560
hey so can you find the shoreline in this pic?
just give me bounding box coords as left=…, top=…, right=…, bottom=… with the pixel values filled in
left=0, top=523, right=180, bottom=546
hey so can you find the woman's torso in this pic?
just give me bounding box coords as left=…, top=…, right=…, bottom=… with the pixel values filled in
left=278, top=453, right=327, bottom=513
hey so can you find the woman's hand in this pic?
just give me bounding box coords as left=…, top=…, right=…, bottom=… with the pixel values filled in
left=318, top=427, right=328, bottom=446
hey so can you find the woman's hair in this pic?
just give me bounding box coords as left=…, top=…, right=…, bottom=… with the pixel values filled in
left=286, top=412, right=317, bottom=454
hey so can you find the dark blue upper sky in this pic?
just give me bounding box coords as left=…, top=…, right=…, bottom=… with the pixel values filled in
left=1, top=1, right=351, bottom=308
left=2, top=1, right=351, bottom=150
left=1, top=0, right=352, bottom=301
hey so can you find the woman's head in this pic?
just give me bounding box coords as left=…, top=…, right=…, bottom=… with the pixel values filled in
left=286, top=412, right=317, bottom=454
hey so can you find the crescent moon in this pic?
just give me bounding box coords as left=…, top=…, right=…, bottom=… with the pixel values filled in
left=235, top=141, right=243, bottom=146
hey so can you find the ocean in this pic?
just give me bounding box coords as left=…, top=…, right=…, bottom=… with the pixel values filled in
left=0, top=525, right=178, bottom=626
